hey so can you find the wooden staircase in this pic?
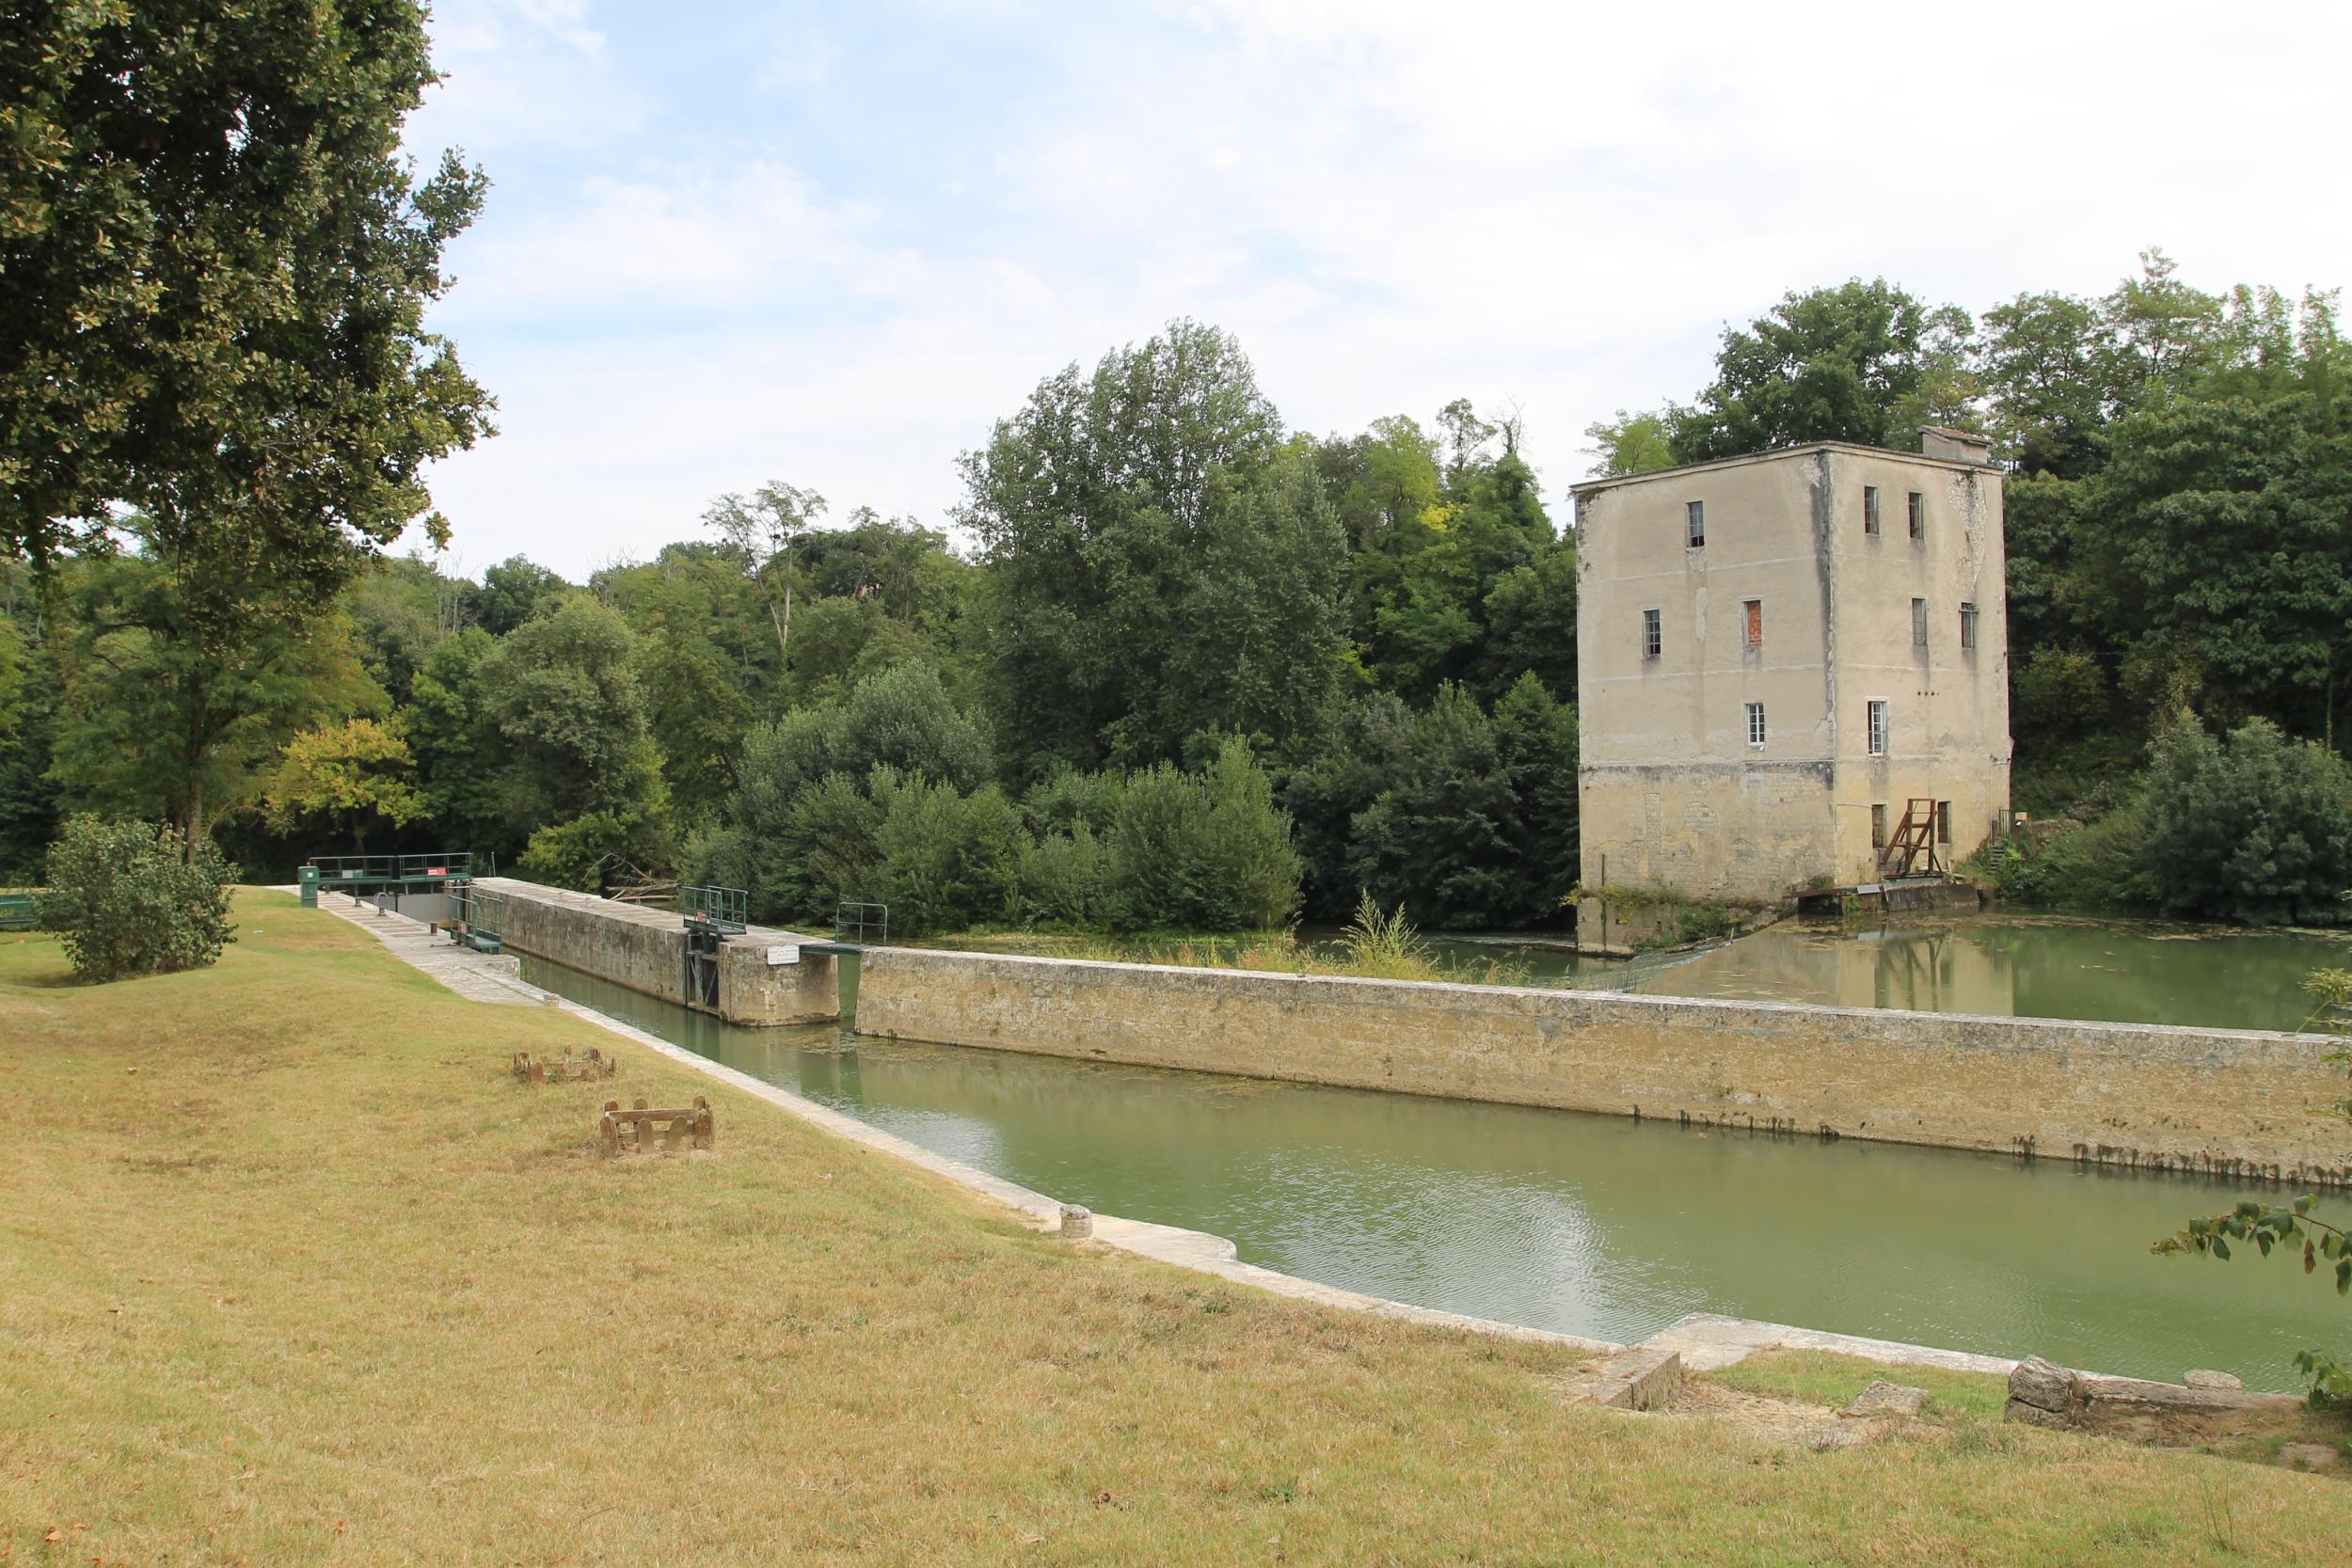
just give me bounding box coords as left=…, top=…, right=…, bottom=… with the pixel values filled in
left=1880, top=797, right=1943, bottom=879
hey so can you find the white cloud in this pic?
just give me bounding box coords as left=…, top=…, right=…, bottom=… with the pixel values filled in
left=410, top=0, right=2352, bottom=577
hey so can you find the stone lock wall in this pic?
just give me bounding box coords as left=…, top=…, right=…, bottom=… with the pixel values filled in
left=854, top=948, right=2350, bottom=1180
left=476, top=879, right=837, bottom=1026
left=482, top=878, right=690, bottom=1006
left=716, top=936, right=839, bottom=1026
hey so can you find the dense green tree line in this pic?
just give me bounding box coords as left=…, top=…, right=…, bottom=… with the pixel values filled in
left=7, top=128, right=2345, bottom=934
left=0, top=317, right=1583, bottom=935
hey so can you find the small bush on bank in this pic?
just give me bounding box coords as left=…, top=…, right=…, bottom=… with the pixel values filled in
left=1991, top=802, right=2155, bottom=911
left=1992, top=715, right=2352, bottom=925
left=1106, top=738, right=1301, bottom=931
left=2139, top=717, right=2352, bottom=926
left=38, top=816, right=235, bottom=982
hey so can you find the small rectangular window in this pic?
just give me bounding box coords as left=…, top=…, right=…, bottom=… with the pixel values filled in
left=1937, top=800, right=1953, bottom=844
left=1870, top=803, right=1887, bottom=848
left=1745, top=702, right=1766, bottom=747
left=1743, top=598, right=1763, bottom=650
left=1867, top=699, right=1888, bottom=757
left=1642, top=608, right=1661, bottom=660
left=1960, top=601, right=1979, bottom=650
left=1863, top=486, right=1881, bottom=535
left=1686, top=499, right=1706, bottom=548
left=1907, top=491, right=1924, bottom=540
left=1912, top=597, right=1928, bottom=648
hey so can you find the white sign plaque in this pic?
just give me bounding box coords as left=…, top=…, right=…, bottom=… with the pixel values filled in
left=767, top=944, right=801, bottom=966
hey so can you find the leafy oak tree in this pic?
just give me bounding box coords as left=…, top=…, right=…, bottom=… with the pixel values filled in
left=262, top=716, right=424, bottom=853
left=960, top=319, right=1285, bottom=773
left=476, top=597, right=670, bottom=887
left=2, top=0, right=492, bottom=594
left=51, top=540, right=382, bottom=847
left=1667, top=279, right=1979, bottom=462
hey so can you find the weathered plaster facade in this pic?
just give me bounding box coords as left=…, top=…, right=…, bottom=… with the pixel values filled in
left=1573, top=432, right=2011, bottom=915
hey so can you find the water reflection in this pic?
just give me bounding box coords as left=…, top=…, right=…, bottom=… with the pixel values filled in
left=1057, top=913, right=2352, bottom=1032
left=523, top=953, right=2351, bottom=1388
left=1638, top=914, right=2352, bottom=1032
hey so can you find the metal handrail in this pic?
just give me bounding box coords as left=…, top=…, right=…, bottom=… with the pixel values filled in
left=306, top=852, right=487, bottom=881
left=459, top=887, right=505, bottom=939
left=834, top=901, right=888, bottom=946
left=681, top=884, right=749, bottom=933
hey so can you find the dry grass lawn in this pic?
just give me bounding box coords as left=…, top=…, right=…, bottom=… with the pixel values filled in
left=1, top=892, right=2344, bottom=1565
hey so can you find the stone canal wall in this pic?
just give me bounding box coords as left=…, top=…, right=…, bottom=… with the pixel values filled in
left=474, top=878, right=836, bottom=1025
left=855, top=948, right=2351, bottom=1182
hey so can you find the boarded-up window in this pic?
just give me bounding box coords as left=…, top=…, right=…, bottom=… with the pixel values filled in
left=1937, top=800, right=1952, bottom=843
left=1912, top=598, right=1928, bottom=647
left=1907, top=491, right=1924, bottom=539
left=1871, top=803, right=1887, bottom=847
left=1743, top=598, right=1763, bottom=650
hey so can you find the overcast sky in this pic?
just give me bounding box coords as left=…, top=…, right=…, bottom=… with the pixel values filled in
left=405, top=0, right=2352, bottom=579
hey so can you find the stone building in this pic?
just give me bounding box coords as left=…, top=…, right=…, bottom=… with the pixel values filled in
left=1572, top=429, right=2010, bottom=947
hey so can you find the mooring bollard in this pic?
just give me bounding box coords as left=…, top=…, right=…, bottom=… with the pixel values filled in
left=1057, top=1203, right=1093, bottom=1240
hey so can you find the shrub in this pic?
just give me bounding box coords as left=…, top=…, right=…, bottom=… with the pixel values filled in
left=1023, top=768, right=1124, bottom=836
left=870, top=774, right=1025, bottom=935
left=779, top=771, right=884, bottom=924
left=39, top=816, right=235, bottom=982
left=1020, top=823, right=1110, bottom=927
left=2139, top=716, right=2352, bottom=926
left=1106, top=739, right=1301, bottom=931
left=1992, top=802, right=2155, bottom=911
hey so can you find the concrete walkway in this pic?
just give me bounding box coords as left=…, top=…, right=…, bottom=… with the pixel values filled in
left=300, top=889, right=2030, bottom=1382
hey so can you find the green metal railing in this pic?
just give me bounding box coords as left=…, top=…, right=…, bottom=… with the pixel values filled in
left=0, top=891, right=40, bottom=931
left=308, top=852, right=485, bottom=884
left=834, top=902, right=888, bottom=947
left=681, top=884, right=748, bottom=935
left=453, top=886, right=505, bottom=953
left=300, top=852, right=493, bottom=908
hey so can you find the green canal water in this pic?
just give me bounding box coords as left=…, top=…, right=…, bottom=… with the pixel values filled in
left=1306, top=913, right=2352, bottom=1035
left=517, top=949, right=2351, bottom=1390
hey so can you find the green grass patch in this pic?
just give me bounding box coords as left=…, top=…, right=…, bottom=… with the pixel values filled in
left=1, top=894, right=2344, bottom=1563
left=1708, top=1349, right=2011, bottom=1422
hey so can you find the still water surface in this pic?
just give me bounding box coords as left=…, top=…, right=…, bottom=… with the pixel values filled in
left=521, top=952, right=2349, bottom=1389
left=1313, top=913, right=2352, bottom=1034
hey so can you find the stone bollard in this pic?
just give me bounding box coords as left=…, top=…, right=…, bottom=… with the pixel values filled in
left=2004, top=1355, right=2078, bottom=1430
left=1057, top=1203, right=1093, bottom=1241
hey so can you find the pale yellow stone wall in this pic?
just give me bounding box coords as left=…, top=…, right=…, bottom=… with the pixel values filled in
left=857, top=948, right=2349, bottom=1181
left=480, top=878, right=837, bottom=1025
left=1574, top=439, right=2011, bottom=907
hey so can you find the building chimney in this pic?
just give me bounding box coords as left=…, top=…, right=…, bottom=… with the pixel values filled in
left=1919, top=426, right=1994, bottom=465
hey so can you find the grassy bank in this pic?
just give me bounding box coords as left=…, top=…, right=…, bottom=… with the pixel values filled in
left=912, top=926, right=1534, bottom=985
left=2, top=894, right=2344, bottom=1564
